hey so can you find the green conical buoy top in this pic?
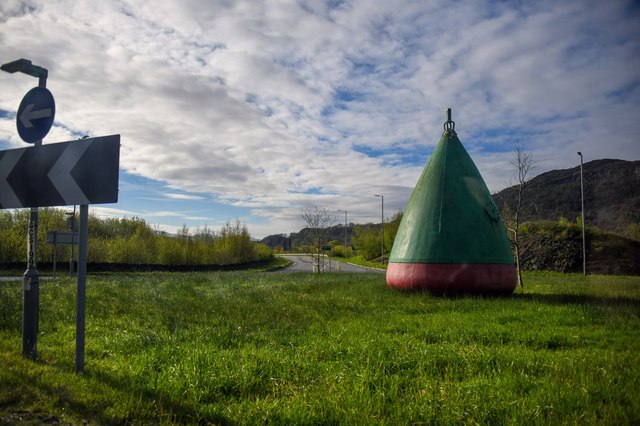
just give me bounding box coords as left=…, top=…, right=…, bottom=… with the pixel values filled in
left=389, top=109, right=514, bottom=264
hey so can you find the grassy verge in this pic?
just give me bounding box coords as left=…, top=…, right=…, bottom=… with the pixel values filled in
left=0, top=256, right=290, bottom=278
left=1, top=271, right=639, bottom=424
left=339, top=255, right=387, bottom=269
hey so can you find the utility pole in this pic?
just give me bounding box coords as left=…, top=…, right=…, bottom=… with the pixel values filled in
left=66, top=207, right=76, bottom=276
left=338, top=209, right=348, bottom=257
left=577, top=152, right=586, bottom=275
left=375, top=194, right=384, bottom=263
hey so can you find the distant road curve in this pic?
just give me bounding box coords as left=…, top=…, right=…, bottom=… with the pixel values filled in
left=274, top=254, right=385, bottom=274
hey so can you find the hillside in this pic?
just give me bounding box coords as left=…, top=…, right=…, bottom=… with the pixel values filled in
left=260, top=158, right=640, bottom=275
left=493, top=158, right=640, bottom=234
left=518, top=220, right=640, bottom=275
left=263, top=159, right=640, bottom=248
left=261, top=224, right=359, bottom=250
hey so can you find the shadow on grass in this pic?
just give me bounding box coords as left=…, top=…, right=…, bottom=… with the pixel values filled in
left=513, top=292, right=640, bottom=308
left=94, top=369, right=236, bottom=425
left=14, top=365, right=235, bottom=426
left=405, top=288, right=640, bottom=310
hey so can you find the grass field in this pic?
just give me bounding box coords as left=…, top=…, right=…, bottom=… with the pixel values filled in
left=1, top=271, right=639, bottom=425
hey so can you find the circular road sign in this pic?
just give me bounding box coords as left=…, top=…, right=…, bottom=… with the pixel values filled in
left=17, top=86, right=55, bottom=143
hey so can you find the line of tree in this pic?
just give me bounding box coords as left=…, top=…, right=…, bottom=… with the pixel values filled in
left=293, top=207, right=403, bottom=263
left=0, top=208, right=272, bottom=266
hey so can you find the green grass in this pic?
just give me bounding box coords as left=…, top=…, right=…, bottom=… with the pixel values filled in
left=341, top=255, right=387, bottom=269
left=1, top=272, right=639, bottom=424
left=0, top=256, right=290, bottom=278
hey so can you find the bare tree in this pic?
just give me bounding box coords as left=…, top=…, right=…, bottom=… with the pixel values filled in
left=300, top=206, right=335, bottom=272
left=505, top=141, right=535, bottom=288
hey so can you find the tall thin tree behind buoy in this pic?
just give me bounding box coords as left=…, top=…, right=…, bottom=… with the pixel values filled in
left=386, top=109, right=516, bottom=294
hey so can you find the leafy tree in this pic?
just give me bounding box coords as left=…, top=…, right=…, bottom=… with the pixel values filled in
left=385, top=211, right=403, bottom=253
left=158, top=234, right=185, bottom=265
left=0, top=210, right=24, bottom=263
left=216, top=219, right=254, bottom=264
left=352, top=223, right=381, bottom=260
left=624, top=224, right=640, bottom=241
left=352, top=211, right=403, bottom=261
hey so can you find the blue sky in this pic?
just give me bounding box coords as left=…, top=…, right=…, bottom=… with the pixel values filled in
left=1, top=0, right=639, bottom=238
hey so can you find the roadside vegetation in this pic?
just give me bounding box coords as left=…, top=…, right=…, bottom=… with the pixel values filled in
left=287, top=211, right=402, bottom=265
left=338, top=254, right=387, bottom=270
left=1, top=271, right=638, bottom=424
left=519, top=218, right=640, bottom=275
left=283, top=213, right=639, bottom=275
left=0, top=209, right=272, bottom=267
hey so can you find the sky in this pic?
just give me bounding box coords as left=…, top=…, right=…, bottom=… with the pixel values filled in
left=1, top=0, right=639, bottom=239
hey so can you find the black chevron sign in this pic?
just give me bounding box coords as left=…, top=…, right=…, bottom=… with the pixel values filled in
left=0, top=135, right=120, bottom=209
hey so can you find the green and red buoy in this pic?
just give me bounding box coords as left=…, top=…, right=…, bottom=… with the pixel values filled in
left=386, top=109, right=516, bottom=295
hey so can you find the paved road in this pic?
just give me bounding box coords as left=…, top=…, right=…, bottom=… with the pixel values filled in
left=1, top=257, right=385, bottom=278
left=275, top=255, right=385, bottom=274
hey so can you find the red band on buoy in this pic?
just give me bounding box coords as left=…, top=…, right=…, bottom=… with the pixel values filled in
left=386, top=262, right=516, bottom=294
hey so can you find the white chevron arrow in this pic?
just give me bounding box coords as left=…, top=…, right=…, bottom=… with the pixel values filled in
left=47, top=141, right=91, bottom=205
left=19, top=103, right=53, bottom=128
left=0, top=149, right=25, bottom=208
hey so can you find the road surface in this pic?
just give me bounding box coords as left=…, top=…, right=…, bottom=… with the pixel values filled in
left=1, top=257, right=385, bottom=278
left=275, top=255, right=385, bottom=274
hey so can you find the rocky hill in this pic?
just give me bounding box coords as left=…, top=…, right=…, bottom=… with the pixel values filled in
left=493, top=159, right=640, bottom=234
left=518, top=220, right=640, bottom=275
left=262, top=225, right=356, bottom=251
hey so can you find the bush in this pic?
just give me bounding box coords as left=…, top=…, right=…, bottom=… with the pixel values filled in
left=518, top=218, right=640, bottom=275
left=0, top=210, right=271, bottom=266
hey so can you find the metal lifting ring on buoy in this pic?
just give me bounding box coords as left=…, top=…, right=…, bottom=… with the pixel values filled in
left=443, top=107, right=456, bottom=134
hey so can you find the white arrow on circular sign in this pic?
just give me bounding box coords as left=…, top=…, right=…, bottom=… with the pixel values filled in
left=16, top=87, right=56, bottom=143
left=19, top=103, right=53, bottom=129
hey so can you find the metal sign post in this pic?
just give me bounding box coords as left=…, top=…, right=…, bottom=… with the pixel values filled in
left=52, top=232, right=57, bottom=278
left=68, top=207, right=76, bottom=276
left=22, top=207, right=39, bottom=359
left=2, top=59, right=50, bottom=360
left=1, top=58, right=120, bottom=371
left=75, top=204, right=89, bottom=372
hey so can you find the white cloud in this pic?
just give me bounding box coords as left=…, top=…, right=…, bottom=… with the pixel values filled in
left=163, top=193, right=205, bottom=201
left=1, top=0, right=639, bottom=238
left=90, top=206, right=140, bottom=219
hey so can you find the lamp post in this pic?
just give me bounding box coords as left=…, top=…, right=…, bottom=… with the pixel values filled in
left=337, top=209, right=348, bottom=257
left=577, top=152, right=586, bottom=275
left=374, top=194, right=384, bottom=263
left=1, top=58, right=49, bottom=360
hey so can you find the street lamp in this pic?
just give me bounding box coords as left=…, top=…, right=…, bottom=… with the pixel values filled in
left=1, top=58, right=49, bottom=360
left=577, top=152, right=586, bottom=275
left=374, top=194, right=384, bottom=263
left=1, top=59, right=48, bottom=90
left=337, top=209, right=348, bottom=257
